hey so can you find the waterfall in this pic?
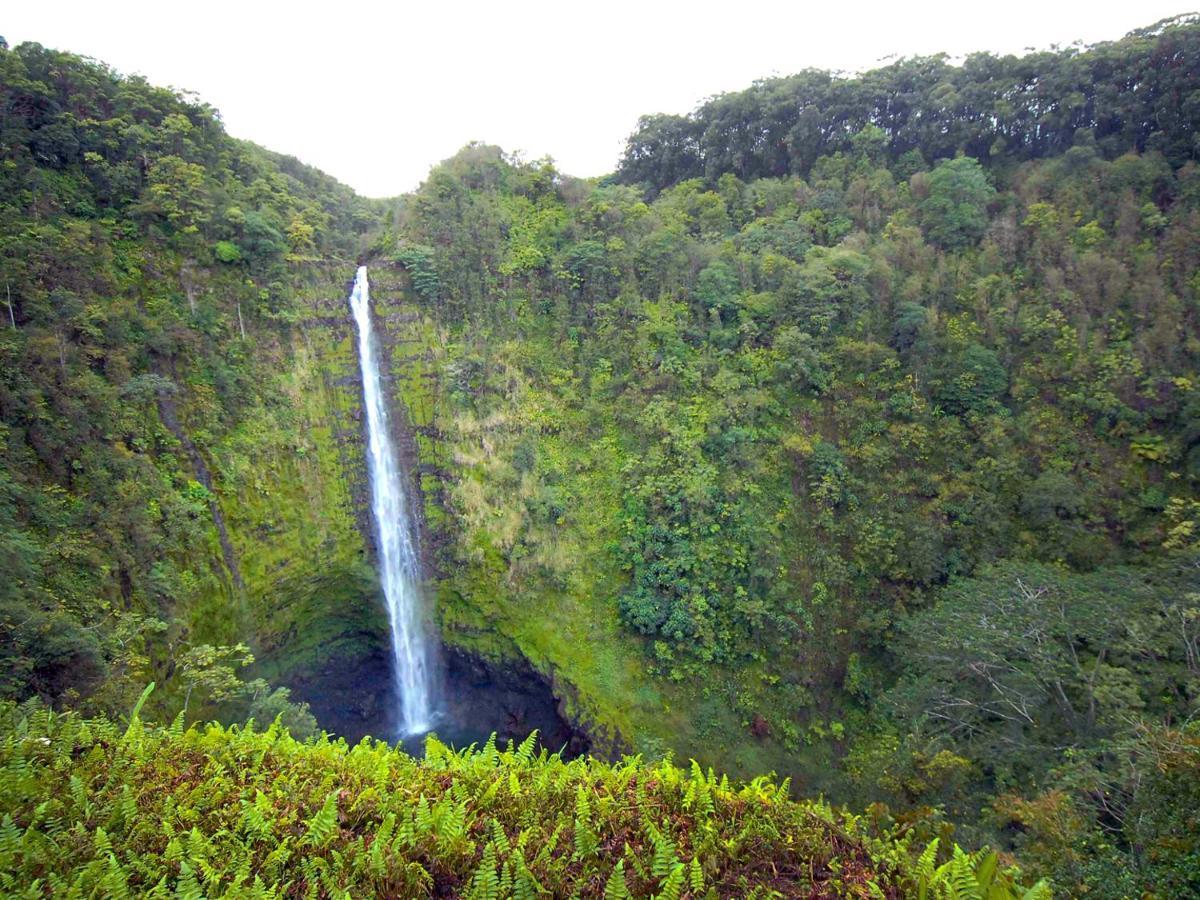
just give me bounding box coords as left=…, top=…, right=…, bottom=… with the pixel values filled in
left=348, top=265, right=435, bottom=736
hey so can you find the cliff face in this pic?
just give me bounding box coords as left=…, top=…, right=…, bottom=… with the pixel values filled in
left=161, top=264, right=390, bottom=732
left=351, top=260, right=601, bottom=752
left=365, top=260, right=638, bottom=758
left=172, top=260, right=593, bottom=749
left=355, top=262, right=724, bottom=764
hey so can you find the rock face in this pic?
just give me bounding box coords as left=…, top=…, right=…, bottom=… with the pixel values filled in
left=435, top=648, right=591, bottom=757
left=285, top=642, right=394, bottom=744
left=283, top=627, right=590, bottom=754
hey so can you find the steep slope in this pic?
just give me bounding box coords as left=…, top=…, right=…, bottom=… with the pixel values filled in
left=0, top=39, right=591, bottom=750
left=370, top=23, right=1200, bottom=893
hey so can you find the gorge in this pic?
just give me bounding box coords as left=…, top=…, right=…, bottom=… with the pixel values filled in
left=1, top=19, right=1199, bottom=895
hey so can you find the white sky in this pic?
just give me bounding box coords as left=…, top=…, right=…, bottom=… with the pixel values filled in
left=4, top=1, right=1194, bottom=196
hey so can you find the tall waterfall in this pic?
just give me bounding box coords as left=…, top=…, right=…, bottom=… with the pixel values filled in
left=348, top=265, right=435, bottom=736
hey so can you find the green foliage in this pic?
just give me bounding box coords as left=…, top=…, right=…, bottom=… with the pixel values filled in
left=394, top=242, right=441, bottom=300
left=917, top=158, right=996, bottom=250
left=932, top=342, right=1007, bottom=415
left=0, top=701, right=975, bottom=897
left=395, top=36, right=1200, bottom=891
left=618, top=18, right=1200, bottom=190
left=4, top=22, right=1200, bottom=898
left=0, top=38, right=378, bottom=724
left=992, top=722, right=1200, bottom=898
left=889, top=559, right=1199, bottom=765
left=915, top=839, right=1049, bottom=900
left=213, top=240, right=242, bottom=263
left=247, top=686, right=318, bottom=741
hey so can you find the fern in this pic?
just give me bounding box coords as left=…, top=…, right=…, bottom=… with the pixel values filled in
left=0, top=701, right=1026, bottom=897
left=688, top=857, right=704, bottom=893
left=125, top=683, right=154, bottom=731
left=0, top=814, right=22, bottom=861
left=513, top=864, right=541, bottom=900
left=941, top=846, right=982, bottom=898
left=573, top=786, right=599, bottom=861
left=174, top=862, right=204, bottom=900
left=509, top=847, right=545, bottom=900
left=684, top=760, right=715, bottom=818
left=164, top=837, right=184, bottom=865
left=304, top=792, right=339, bottom=848
left=240, top=791, right=274, bottom=842
left=414, top=795, right=433, bottom=838
left=434, top=798, right=468, bottom=844
left=604, top=859, right=631, bottom=900
left=653, top=862, right=686, bottom=900
left=531, top=823, right=563, bottom=869
left=374, top=811, right=396, bottom=851
left=467, top=842, right=501, bottom=900
left=645, top=821, right=678, bottom=879
left=920, top=840, right=1044, bottom=900
left=917, top=838, right=940, bottom=900
left=101, top=853, right=131, bottom=900
left=69, top=774, right=88, bottom=814
left=514, top=730, right=538, bottom=765
left=973, top=851, right=998, bottom=892
left=231, top=851, right=254, bottom=889
left=115, top=784, right=137, bottom=831
left=490, top=819, right=511, bottom=856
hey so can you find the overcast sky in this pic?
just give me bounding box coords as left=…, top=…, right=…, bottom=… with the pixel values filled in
left=4, top=1, right=1194, bottom=196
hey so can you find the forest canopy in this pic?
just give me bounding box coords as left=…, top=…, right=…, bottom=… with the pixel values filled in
left=619, top=15, right=1200, bottom=193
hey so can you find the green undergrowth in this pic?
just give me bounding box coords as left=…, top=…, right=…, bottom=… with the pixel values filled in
left=0, top=700, right=1049, bottom=898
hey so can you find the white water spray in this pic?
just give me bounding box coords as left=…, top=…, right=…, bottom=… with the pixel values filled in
left=348, top=265, right=435, bottom=736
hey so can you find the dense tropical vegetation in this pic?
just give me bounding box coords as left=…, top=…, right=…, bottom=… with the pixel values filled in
left=3, top=696, right=1046, bottom=898
left=2, top=16, right=1200, bottom=896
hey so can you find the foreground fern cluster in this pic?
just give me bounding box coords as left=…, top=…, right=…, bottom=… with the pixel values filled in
left=0, top=701, right=1045, bottom=898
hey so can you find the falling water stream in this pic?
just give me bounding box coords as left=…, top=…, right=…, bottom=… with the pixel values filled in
left=348, top=265, right=436, bottom=736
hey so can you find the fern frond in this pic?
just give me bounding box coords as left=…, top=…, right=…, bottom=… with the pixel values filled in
left=653, top=862, right=685, bottom=900
left=304, top=792, right=339, bottom=848
left=604, top=859, right=631, bottom=900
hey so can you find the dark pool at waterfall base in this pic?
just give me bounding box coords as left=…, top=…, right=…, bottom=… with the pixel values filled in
left=284, top=647, right=589, bottom=759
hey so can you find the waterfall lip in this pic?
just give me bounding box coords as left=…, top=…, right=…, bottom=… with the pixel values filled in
left=348, top=265, right=438, bottom=738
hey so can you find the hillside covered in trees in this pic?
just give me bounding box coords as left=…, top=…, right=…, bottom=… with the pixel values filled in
left=2, top=16, right=1200, bottom=897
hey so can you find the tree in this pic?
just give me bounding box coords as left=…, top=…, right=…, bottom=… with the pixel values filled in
left=891, top=562, right=1198, bottom=765
left=934, top=342, right=1007, bottom=414
left=693, top=260, right=739, bottom=323
left=248, top=686, right=318, bottom=739
left=917, top=157, right=995, bottom=250
left=141, top=155, right=211, bottom=235
left=176, top=642, right=255, bottom=716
